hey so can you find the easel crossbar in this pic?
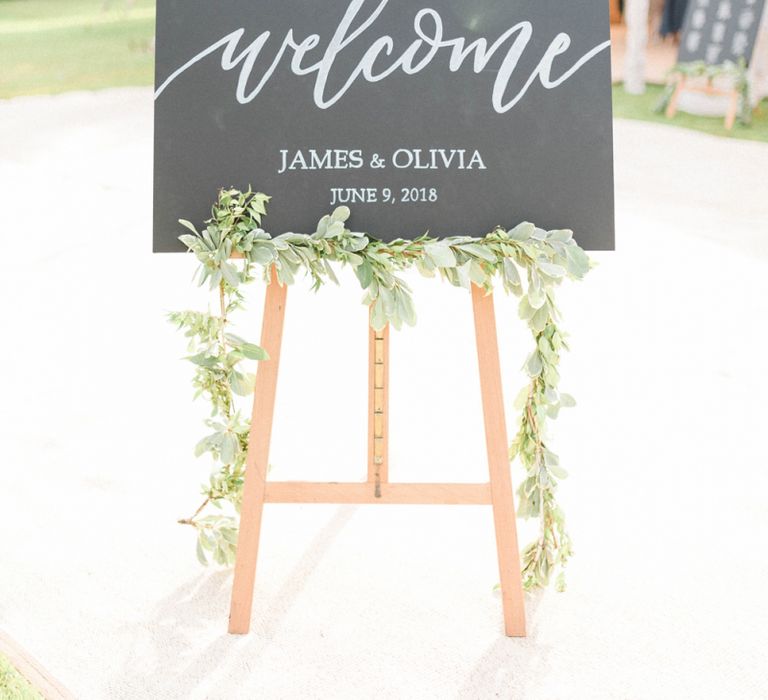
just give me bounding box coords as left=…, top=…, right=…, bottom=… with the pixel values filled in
left=264, top=481, right=492, bottom=504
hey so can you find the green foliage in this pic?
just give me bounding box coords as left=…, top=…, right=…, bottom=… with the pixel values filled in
left=511, top=319, right=576, bottom=590
left=0, top=0, right=156, bottom=99
left=614, top=83, right=768, bottom=144
left=0, top=653, right=43, bottom=700
left=172, top=188, right=591, bottom=589
left=655, top=59, right=752, bottom=126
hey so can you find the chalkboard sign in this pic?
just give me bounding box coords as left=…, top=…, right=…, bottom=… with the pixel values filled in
left=153, top=0, right=615, bottom=251
left=678, top=0, right=766, bottom=64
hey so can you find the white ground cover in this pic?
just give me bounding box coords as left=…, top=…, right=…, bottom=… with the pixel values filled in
left=0, top=89, right=767, bottom=699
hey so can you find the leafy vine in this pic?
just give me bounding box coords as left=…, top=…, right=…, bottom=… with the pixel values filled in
left=171, top=188, right=590, bottom=589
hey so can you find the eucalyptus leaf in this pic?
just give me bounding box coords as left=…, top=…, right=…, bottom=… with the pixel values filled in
left=179, top=219, right=199, bottom=234
left=525, top=351, right=543, bottom=377
left=354, top=259, right=374, bottom=288
left=221, top=262, right=241, bottom=288
left=548, top=229, right=573, bottom=243
left=220, top=432, right=239, bottom=464
left=528, top=287, right=546, bottom=310
left=229, top=371, right=255, bottom=396
left=186, top=352, right=219, bottom=368
left=239, top=342, right=269, bottom=361
left=424, top=242, right=457, bottom=268
left=461, top=243, right=497, bottom=262
left=250, top=244, right=275, bottom=265
left=332, top=205, right=351, bottom=222
left=538, top=262, right=566, bottom=279
left=507, top=222, right=535, bottom=241
left=370, top=297, right=386, bottom=331
left=531, top=304, right=550, bottom=333
left=503, top=258, right=521, bottom=286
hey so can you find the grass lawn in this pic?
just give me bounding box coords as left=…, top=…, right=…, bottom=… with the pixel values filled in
left=0, top=0, right=155, bottom=98
left=0, top=652, right=42, bottom=700
left=612, top=82, right=768, bottom=143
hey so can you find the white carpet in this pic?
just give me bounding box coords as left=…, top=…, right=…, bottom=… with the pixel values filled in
left=0, top=88, right=767, bottom=699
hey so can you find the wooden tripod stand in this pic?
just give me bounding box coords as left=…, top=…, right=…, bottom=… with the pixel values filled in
left=228, top=268, right=527, bottom=637
left=665, top=73, right=742, bottom=130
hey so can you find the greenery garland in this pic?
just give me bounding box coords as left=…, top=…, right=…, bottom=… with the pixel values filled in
left=655, top=59, right=752, bottom=126
left=171, top=188, right=591, bottom=591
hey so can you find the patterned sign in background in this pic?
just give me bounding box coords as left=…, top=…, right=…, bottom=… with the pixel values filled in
left=678, top=0, right=766, bottom=64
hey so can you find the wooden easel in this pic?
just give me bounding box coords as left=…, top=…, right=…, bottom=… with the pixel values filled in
left=665, top=74, right=742, bottom=130
left=228, top=267, right=526, bottom=637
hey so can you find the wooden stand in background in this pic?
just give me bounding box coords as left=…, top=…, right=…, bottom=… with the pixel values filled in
left=228, top=267, right=526, bottom=637
left=665, top=75, right=742, bottom=130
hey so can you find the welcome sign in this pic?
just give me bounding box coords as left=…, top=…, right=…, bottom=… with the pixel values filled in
left=153, top=0, right=615, bottom=251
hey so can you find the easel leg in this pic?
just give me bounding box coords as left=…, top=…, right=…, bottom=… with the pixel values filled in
left=228, top=267, right=288, bottom=634
left=665, top=78, right=684, bottom=119
left=725, top=89, right=739, bottom=130
left=471, top=284, right=526, bottom=637
left=367, top=321, right=389, bottom=495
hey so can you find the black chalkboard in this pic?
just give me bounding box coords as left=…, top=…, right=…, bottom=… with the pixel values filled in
left=678, top=0, right=766, bottom=64
left=153, top=0, right=615, bottom=251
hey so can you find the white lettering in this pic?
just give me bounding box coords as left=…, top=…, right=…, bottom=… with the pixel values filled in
left=156, top=0, right=610, bottom=114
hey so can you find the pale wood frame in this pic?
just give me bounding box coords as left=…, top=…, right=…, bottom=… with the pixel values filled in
left=665, top=75, right=742, bottom=130
left=228, top=268, right=526, bottom=637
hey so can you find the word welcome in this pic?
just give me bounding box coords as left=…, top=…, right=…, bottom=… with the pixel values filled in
left=278, top=148, right=486, bottom=173
left=155, top=0, right=610, bottom=112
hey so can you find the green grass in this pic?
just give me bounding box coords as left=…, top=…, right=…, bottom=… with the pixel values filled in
left=612, top=83, right=768, bottom=143
left=0, top=0, right=155, bottom=98
left=0, top=653, right=43, bottom=700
